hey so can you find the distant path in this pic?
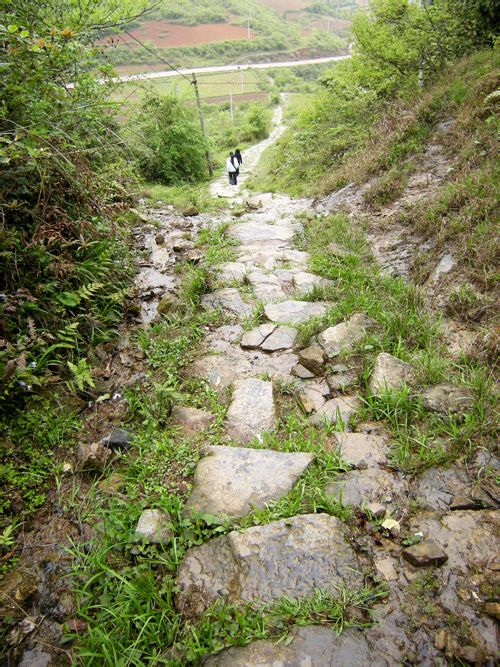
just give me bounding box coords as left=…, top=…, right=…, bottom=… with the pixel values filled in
left=107, top=55, right=350, bottom=85
left=210, top=98, right=287, bottom=198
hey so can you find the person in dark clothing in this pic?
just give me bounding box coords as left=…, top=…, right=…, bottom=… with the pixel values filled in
left=234, top=149, right=243, bottom=168
left=227, top=152, right=237, bottom=185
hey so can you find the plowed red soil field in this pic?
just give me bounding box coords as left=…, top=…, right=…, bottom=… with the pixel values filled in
left=107, top=20, right=255, bottom=49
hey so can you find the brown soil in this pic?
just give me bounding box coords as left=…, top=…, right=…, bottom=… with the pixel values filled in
left=102, top=20, right=255, bottom=49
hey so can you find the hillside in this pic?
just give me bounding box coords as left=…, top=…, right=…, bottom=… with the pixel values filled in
left=1, top=1, right=498, bottom=665
left=100, top=0, right=352, bottom=73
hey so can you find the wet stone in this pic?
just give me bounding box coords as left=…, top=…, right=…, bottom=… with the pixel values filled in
left=326, top=468, right=405, bottom=508
left=368, top=352, right=415, bottom=394
left=310, top=395, right=361, bottom=430
left=170, top=405, right=215, bottom=439
left=184, top=446, right=314, bottom=519
left=175, top=514, right=362, bottom=618
left=240, top=323, right=276, bottom=349
left=134, top=509, right=173, bottom=545
left=298, top=345, right=325, bottom=376
left=318, top=313, right=375, bottom=358
left=264, top=300, right=327, bottom=325
left=260, top=326, right=297, bottom=352
left=421, top=383, right=475, bottom=413
left=201, top=288, right=252, bottom=318
left=225, top=378, right=275, bottom=444
left=403, top=540, right=448, bottom=567
left=325, top=365, right=358, bottom=392
left=101, top=427, right=133, bottom=450
left=329, top=432, right=388, bottom=468
left=18, top=650, right=52, bottom=667
left=231, top=221, right=299, bottom=244
left=412, top=465, right=475, bottom=510
left=205, top=626, right=388, bottom=667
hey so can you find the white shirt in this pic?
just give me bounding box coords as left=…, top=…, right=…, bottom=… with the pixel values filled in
left=227, top=157, right=236, bottom=172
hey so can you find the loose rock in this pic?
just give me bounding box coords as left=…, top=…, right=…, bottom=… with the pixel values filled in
left=77, top=442, right=112, bottom=471
left=310, top=395, right=361, bottom=429
left=403, top=540, right=448, bottom=567
left=18, top=650, right=52, bottom=667
left=101, top=427, right=133, bottom=450
left=368, top=352, right=415, bottom=394
left=318, top=313, right=375, bottom=358
left=182, top=206, right=199, bottom=217
left=184, top=446, right=314, bottom=518
left=0, top=567, right=38, bottom=613
left=298, top=345, right=325, bottom=375
left=291, top=363, right=315, bottom=379
left=134, top=509, right=173, bottom=545
left=375, top=557, right=399, bottom=581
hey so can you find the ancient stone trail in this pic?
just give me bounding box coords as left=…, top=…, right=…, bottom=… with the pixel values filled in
left=126, top=109, right=498, bottom=665
left=142, top=176, right=499, bottom=665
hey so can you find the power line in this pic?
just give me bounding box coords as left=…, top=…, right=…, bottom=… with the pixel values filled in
left=122, top=30, right=193, bottom=84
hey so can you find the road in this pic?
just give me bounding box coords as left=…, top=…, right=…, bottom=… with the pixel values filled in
left=106, top=55, right=351, bottom=85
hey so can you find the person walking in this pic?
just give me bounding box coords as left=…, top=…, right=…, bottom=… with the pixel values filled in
left=234, top=148, right=243, bottom=169
left=227, top=152, right=237, bottom=185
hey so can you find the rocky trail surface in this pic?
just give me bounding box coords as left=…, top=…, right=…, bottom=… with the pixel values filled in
left=2, top=105, right=498, bottom=666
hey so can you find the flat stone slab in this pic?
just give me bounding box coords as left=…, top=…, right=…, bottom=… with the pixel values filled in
left=330, top=432, right=389, bottom=468
left=226, top=378, right=276, bottom=443
left=188, top=349, right=298, bottom=395
left=205, top=626, right=389, bottom=667
left=421, top=383, right=475, bottom=413
left=184, top=446, right=314, bottom=518
left=248, top=270, right=287, bottom=303
left=292, top=271, right=334, bottom=295
left=310, top=395, right=361, bottom=429
left=318, top=313, right=375, bottom=358
left=326, top=468, right=406, bottom=508
left=260, top=326, right=297, bottom=352
left=369, top=352, right=415, bottom=394
left=265, top=300, right=327, bottom=324
left=237, top=248, right=310, bottom=270
left=201, top=288, right=252, bottom=318
left=411, top=465, right=479, bottom=510
left=170, top=406, right=215, bottom=439
left=231, top=221, right=299, bottom=244
left=215, top=262, right=248, bottom=283
left=240, top=323, right=276, bottom=349
left=176, top=514, right=362, bottom=618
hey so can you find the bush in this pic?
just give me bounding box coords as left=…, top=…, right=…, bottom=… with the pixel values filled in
left=133, top=93, right=209, bottom=184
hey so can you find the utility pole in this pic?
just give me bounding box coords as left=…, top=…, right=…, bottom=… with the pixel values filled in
left=239, top=66, right=244, bottom=93
left=247, top=5, right=252, bottom=40
left=192, top=73, right=213, bottom=177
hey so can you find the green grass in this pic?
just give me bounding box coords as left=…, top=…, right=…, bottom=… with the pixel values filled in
left=141, top=181, right=225, bottom=213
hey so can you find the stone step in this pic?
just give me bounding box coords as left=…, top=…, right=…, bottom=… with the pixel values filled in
left=175, top=514, right=363, bottom=618
left=264, top=300, right=328, bottom=325
left=184, top=445, right=314, bottom=519
left=225, top=378, right=276, bottom=444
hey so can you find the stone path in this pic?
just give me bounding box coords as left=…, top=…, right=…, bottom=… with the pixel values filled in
left=131, top=123, right=498, bottom=665
left=210, top=100, right=286, bottom=199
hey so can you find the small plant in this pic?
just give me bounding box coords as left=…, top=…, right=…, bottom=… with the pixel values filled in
left=66, top=358, right=95, bottom=393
